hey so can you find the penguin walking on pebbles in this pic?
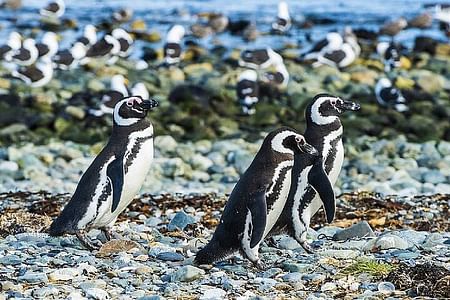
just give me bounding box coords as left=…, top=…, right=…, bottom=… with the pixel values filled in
left=272, top=94, right=360, bottom=252
left=36, top=32, right=59, bottom=60
left=112, top=28, right=133, bottom=58
left=375, top=78, right=408, bottom=112
left=239, top=47, right=282, bottom=69
left=49, top=96, right=159, bottom=249
left=7, top=38, right=38, bottom=66
left=52, top=42, right=86, bottom=70
left=236, top=69, right=259, bottom=115
left=195, top=127, right=318, bottom=267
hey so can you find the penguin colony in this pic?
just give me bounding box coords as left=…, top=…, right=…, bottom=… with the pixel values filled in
left=49, top=93, right=360, bottom=268
left=0, top=1, right=444, bottom=117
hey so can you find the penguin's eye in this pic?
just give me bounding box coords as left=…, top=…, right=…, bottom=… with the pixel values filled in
left=330, top=99, right=336, bottom=106
left=295, top=136, right=304, bottom=144
left=126, top=101, right=133, bottom=107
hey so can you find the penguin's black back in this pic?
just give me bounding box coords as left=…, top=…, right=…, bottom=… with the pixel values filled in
left=49, top=120, right=150, bottom=236
left=195, top=127, right=294, bottom=264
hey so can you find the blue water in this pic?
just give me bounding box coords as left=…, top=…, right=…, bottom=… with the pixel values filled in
left=0, top=0, right=448, bottom=56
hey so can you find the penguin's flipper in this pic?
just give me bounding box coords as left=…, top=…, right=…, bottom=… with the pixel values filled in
left=308, top=161, right=335, bottom=223
left=248, top=189, right=267, bottom=248
left=107, top=156, right=124, bottom=213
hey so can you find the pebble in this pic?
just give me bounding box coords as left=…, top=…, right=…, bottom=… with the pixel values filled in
left=18, top=272, right=49, bottom=283
left=156, top=251, right=184, bottom=261
left=168, top=211, right=196, bottom=231
left=84, top=288, right=109, bottom=300
left=333, top=221, right=375, bottom=241
left=365, top=234, right=409, bottom=251
left=378, top=281, right=396, bottom=294
left=48, top=268, right=80, bottom=281
left=171, top=266, right=205, bottom=282
left=200, top=288, right=227, bottom=300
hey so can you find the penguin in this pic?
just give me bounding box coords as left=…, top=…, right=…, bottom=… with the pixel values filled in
left=0, top=32, right=21, bottom=61
left=76, top=25, right=97, bottom=48
left=88, top=74, right=129, bottom=117
left=272, top=1, right=291, bottom=33
left=262, top=62, right=289, bottom=89
left=112, top=28, right=133, bottom=58
left=271, top=94, right=360, bottom=252
left=270, top=140, right=336, bottom=251
left=315, top=42, right=357, bottom=69
left=7, top=38, right=38, bottom=66
left=164, top=25, right=185, bottom=65
left=301, top=32, right=343, bottom=60
left=236, top=69, right=259, bottom=115
left=375, top=77, right=408, bottom=112
left=239, top=47, right=283, bottom=69
left=195, top=127, right=318, bottom=267
left=85, top=34, right=120, bottom=60
left=53, top=42, right=86, bottom=70
left=376, top=41, right=401, bottom=72
left=112, top=8, right=133, bottom=23
left=49, top=96, right=159, bottom=249
left=12, top=58, right=53, bottom=88
left=40, top=0, right=65, bottom=19
left=36, top=32, right=59, bottom=60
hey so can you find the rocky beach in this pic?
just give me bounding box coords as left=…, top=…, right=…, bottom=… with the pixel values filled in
left=0, top=0, right=450, bottom=299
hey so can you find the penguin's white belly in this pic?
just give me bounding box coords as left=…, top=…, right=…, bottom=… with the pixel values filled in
left=264, top=169, right=292, bottom=237
left=93, top=135, right=154, bottom=228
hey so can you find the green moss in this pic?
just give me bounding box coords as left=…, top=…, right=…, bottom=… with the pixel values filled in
left=341, top=259, right=395, bottom=278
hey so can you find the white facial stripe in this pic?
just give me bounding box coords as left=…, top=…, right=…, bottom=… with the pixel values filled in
left=113, top=99, right=140, bottom=126
left=271, top=130, right=295, bottom=154
left=322, top=126, right=343, bottom=171
left=311, top=97, right=339, bottom=125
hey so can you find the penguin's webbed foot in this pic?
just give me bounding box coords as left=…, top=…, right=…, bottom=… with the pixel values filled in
left=75, top=231, right=101, bottom=250
left=299, top=241, right=315, bottom=254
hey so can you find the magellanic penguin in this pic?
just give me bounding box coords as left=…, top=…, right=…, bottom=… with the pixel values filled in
left=49, top=96, right=159, bottom=249
left=271, top=94, right=360, bottom=253
left=40, top=0, right=65, bottom=19
left=164, top=25, right=185, bottom=65
left=272, top=1, right=291, bottom=33
left=195, top=127, right=318, bottom=267
left=236, top=69, right=259, bottom=115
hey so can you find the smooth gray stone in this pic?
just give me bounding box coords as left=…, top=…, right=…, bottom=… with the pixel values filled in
left=167, top=211, right=195, bottom=231
left=156, top=251, right=184, bottom=262
left=333, top=221, right=375, bottom=241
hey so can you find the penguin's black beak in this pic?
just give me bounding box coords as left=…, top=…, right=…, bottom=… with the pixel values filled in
left=141, top=98, right=159, bottom=110
left=337, top=99, right=361, bottom=112
left=299, top=142, right=319, bottom=156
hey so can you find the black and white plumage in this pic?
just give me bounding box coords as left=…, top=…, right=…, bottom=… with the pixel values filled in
left=49, top=96, right=159, bottom=249
left=85, top=34, right=120, bottom=60
left=164, top=25, right=185, bottom=65
left=262, top=62, right=289, bottom=89
left=36, top=32, right=58, bottom=59
left=112, top=28, right=133, bottom=58
left=239, top=47, right=283, bottom=69
left=76, top=25, right=97, bottom=47
left=375, top=78, right=408, bottom=112
left=314, top=42, right=357, bottom=69
left=12, top=58, right=53, bottom=88
left=301, top=32, right=343, bottom=60
left=52, top=42, right=86, bottom=70
left=112, top=8, right=133, bottom=23
left=0, top=31, right=21, bottom=60
left=195, top=127, right=318, bottom=267
left=40, top=0, right=65, bottom=19
left=236, top=70, right=259, bottom=115
left=376, top=41, right=401, bottom=72
left=272, top=1, right=291, bottom=33
left=272, top=94, right=360, bottom=253
left=89, top=74, right=129, bottom=117
left=7, top=38, right=38, bottom=66
left=343, top=26, right=361, bottom=57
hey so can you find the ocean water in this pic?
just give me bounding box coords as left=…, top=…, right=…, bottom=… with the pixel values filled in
left=0, top=0, right=448, bottom=56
